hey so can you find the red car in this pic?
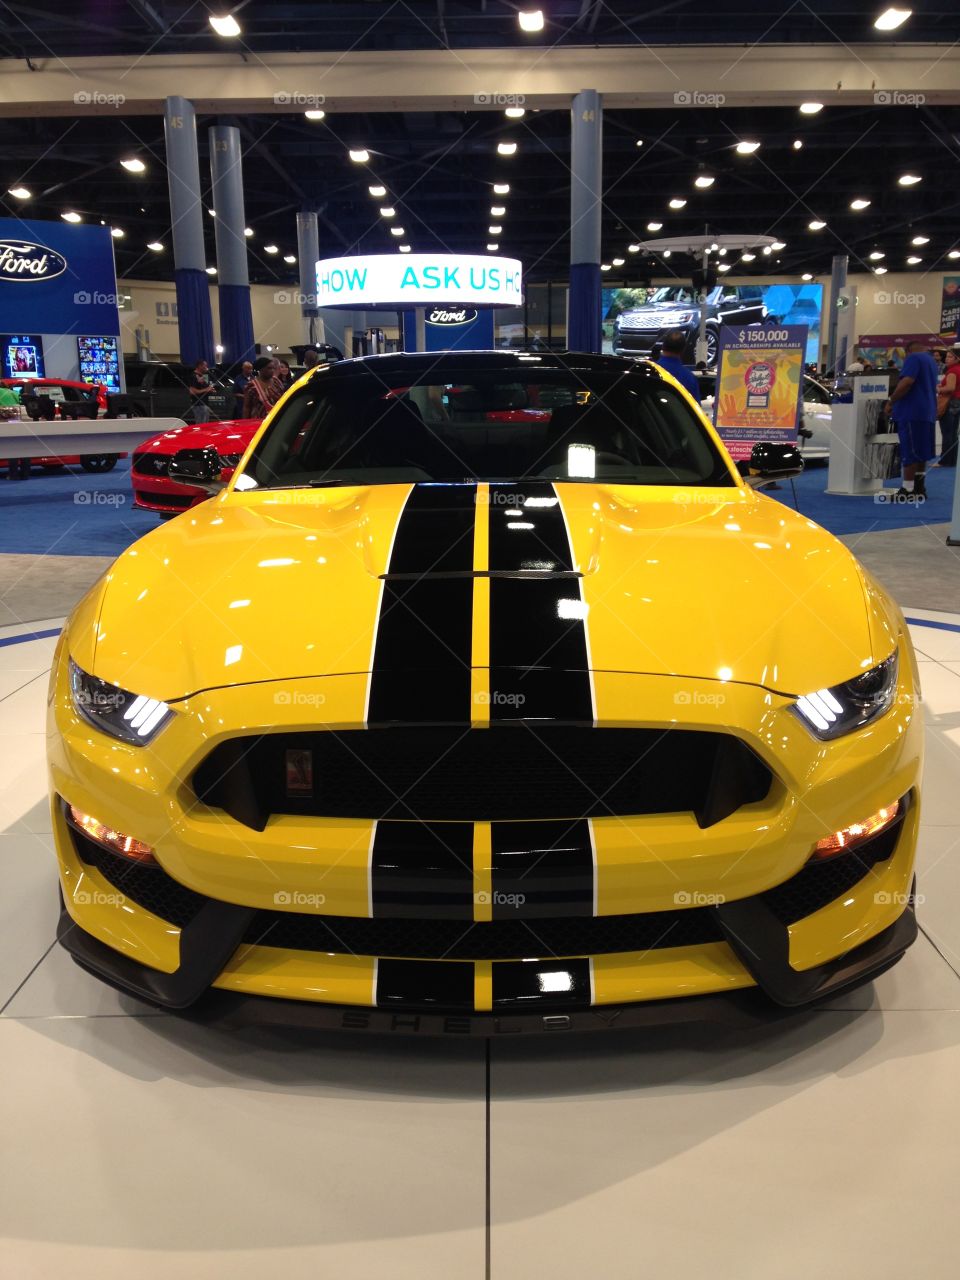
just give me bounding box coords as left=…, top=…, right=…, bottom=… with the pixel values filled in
left=1, top=377, right=120, bottom=473
left=131, top=418, right=260, bottom=514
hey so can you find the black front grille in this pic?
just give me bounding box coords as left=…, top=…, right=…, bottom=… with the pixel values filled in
left=762, top=821, right=901, bottom=923
left=194, top=726, right=772, bottom=828
left=135, top=489, right=190, bottom=508
left=132, top=451, right=170, bottom=476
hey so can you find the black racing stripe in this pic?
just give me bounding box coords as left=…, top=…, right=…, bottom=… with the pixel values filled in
left=367, top=484, right=476, bottom=724
left=487, top=483, right=593, bottom=723
left=490, top=820, right=594, bottom=918
left=492, top=957, right=592, bottom=1008
left=376, top=958, right=474, bottom=1009
left=371, top=821, right=475, bottom=918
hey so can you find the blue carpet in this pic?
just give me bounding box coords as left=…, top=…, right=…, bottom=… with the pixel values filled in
left=0, top=459, right=956, bottom=557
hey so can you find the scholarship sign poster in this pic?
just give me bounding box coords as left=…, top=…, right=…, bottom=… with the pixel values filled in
left=713, top=324, right=807, bottom=462
left=940, top=276, right=960, bottom=340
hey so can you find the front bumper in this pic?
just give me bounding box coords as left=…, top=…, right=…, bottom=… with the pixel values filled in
left=130, top=468, right=202, bottom=513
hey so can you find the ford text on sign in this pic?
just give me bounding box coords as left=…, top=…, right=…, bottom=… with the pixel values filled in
left=315, top=254, right=523, bottom=308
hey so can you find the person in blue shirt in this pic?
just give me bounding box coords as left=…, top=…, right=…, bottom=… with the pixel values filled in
left=889, top=340, right=939, bottom=500
left=654, top=330, right=701, bottom=401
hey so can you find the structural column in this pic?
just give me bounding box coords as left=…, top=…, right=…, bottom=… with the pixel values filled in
left=296, top=211, right=320, bottom=346
left=208, top=125, right=255, bottom=367
left=569, top=88, right=603, bottom=353
left=826, top=253, right=849, bottom=376
left=163, top=96, right=214, bottom=365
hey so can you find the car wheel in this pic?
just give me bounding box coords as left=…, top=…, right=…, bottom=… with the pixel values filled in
left=706, top=329, right=719, bottom=366
left=80, top=455, right=118, bottom=473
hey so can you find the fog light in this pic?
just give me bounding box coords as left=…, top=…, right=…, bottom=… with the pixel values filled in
left=69, top=805, right=156, bottom=863
left=812, top=800, right=900, bottom=859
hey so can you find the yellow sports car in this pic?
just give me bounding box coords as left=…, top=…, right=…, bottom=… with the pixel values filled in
left=48, top=352, right=922, bottom=1033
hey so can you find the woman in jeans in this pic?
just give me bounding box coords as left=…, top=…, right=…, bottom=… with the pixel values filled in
left=938, top=349, right=960, bottom=468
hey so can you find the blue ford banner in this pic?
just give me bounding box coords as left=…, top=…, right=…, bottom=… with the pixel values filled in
left=0, top=218, right=121, bottom=338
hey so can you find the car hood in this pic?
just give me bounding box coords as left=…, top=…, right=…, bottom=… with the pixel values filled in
left=620, top=302, right=698, bottom=320
left=79, top=481, right=894, bottom=702
left=137, top=419, right=261, bottom=455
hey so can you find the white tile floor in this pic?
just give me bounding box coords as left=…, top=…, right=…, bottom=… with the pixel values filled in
left=3, top=616, right=960, bottom=1278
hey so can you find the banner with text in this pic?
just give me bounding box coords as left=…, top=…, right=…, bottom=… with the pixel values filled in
left=940, top=276, right=960, bottom=340
left=713, top=324, right=807, bottom=462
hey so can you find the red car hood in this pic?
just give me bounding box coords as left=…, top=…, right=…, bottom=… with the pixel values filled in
left=137, top=418, right=261, bottom=455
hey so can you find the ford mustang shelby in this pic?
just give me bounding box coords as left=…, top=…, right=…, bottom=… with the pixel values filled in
left=48, top=351, right=922, bottom=1032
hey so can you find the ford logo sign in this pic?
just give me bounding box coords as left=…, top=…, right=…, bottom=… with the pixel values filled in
left=0, top=240, right=68, bottom=282
left=427, top=307, right=478, bottom=326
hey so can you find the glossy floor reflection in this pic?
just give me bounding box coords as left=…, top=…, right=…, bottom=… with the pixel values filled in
left=3, top=616, right=960, bottom=1278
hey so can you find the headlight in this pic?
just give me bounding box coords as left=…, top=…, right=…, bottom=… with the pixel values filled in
left=792, top=651, right=898, bottom=740
left=69, top=659, right=173, bottom=744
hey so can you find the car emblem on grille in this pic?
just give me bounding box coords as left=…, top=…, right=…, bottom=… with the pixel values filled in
left=285, top=748, right=314, bottom=796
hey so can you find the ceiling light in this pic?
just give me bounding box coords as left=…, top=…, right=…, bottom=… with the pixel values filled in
left=771, top=240, right=786, bottom=250
left=390, top=226, right=405, bottom=236
left=898, top=173, right=922, bottom=186
left=869, top=250, right=885, bottom=260
left=208, top=208, right=216, bottom=217
left=668, top=198, right=686, bottom=209
left=647, top=221, right=663, bottom=231
left=486, top=243, right=499, bottom=251
left=799, top=102, right=823, bottom=115
left=628, top=243, right=640, bottom=253
left=110, top=226, right=124, bottom=238
left=61, top=211, right=82, bottom=223
left=304, top=109, right=325, bottom=121
left=399, top=244, right=411, bottom=253
left=493, top=183, right=510, bottom=194
left=694, top=174, right=715, bottom=188
left=368, top=184, right=386, bottom=197
left=612, top=257, right=624, bottom=266
left=205, top=266, right=217, bottom=275
left=808, top=219, right=826, bottom=230
left=518, top=8, right=544, bottom=31
left=873, top=266, right=888, bottom=274
left=244, top=227, right=253, bottom=237
left=949, top=250, right=960, bottom=260
left=850, top=197, right=871, bottom=210
left=349, top=149, right=369, bottom=163
left=636, top=139, right=644, bottom=147
left=600, top=263, right=611, bottom=271
left=120, top=157, right=146, bottom=173
left=146, top=241, right=164, bottom=251
left=491, top=205, right=506, bottom=216
left=912, top=235, right=929, bottom=245
left=802, top=273, right=813, bottom=281
left=505, top=107, right=525, bottom=119
left=874, top=7, right=912, bottom=31
left=741, top=252, right=756, bottom=261
left=209, top=13, right=241, bottom=37
left=489, top=224, right=502, bottom=234
left=497, top=141, right=518, bottom=156
left=763, top=246, right=774, bottom=255
left=793, top=139, right=804, bottom=150
left=736, top=140, right=760, bottom=154
left=7, top=186, right=31, bottom=199
left=264, top=244, right=279, bottom=254
left=718, top=247, right=727, bottom=256
left=283, top=254, right=296, bottom=264
left=906, top=255, right=922, bottom=264
left=718, top=262, right=732, bottom=272
left=662, top=250, right=671, bottom=258
left=379, top=206, right=395, bottom=217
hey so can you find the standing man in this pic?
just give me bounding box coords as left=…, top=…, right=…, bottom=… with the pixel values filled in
left=654, top=329, right=701, bottom=401
left=890, top=339, right=939, bottom=501
left=187, top=359, right=215, bottom=423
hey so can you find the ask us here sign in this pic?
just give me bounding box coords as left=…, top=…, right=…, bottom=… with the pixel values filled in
left=315, top=253, right=523, bottom=309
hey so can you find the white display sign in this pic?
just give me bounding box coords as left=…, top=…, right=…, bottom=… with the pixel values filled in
left=315, top=253, right=523, bottom=309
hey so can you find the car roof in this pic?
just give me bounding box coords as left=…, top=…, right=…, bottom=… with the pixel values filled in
left=306, top=350, right=664, bottom=381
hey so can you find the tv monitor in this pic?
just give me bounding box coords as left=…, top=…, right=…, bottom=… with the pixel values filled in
left=1, top=334, right=45, bottom=380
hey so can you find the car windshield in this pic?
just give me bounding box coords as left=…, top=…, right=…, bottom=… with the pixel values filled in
left=238, top=365, right=735, bottom=491
left=647, top=287, right=697, bottom=305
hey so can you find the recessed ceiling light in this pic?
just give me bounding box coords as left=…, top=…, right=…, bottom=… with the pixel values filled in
left=600, top=263, right=611, bottom=271
left=762, top=245, right=773, bottom=255
left=799, top=102, right=823, bottom=115
left=662, top=250, right=671, bottom=258
left=898, top=173, right=922, bottom=185
left=368, top=184, right=386, bottom=197
left=647, top=221, right=663, bottom=231
left=718, top=262, right=731, bottom=272
left=206, top=266, right=217, bottom=275
left=244, top=227, right=253, bottom=237
left=497, top=141, right=518, bottom=156
left=146, top=241, right=164, bottom=251
left=283, top=254, right=296, bottom=264
left=628, top=243, right=640, bottom=252
left=493, top=183, right=510, bottom=194
left=209, top=13, right=241, bottom=37
left=491, top=205, right=506, bottom=217
left=488, top=225, right=502, bottom=234
left=264, top=244, right=279, bottom=254
left=635, top=139, right=643, bottom=147
left=694, top=174, right=715, bottom=188
left=399, top=244, right=411, bottom=253
left=110, top=226, right=124, bottom=238
left=911, top=234, right=929, bottom=245
left=61, top=211, right=82, bottom=223
left=873, top=266, right=888, bottom=274
left=304, top=110, right=325, bottom=121
left=349, top=149, right=369, bottom=163
left=741, top=252, right=756, bottom=261
left=379, top=207, right=395, bottom=218
left=808, top=219, right=826, bottom=230
left=949, top=250, right=960, bottom=260
left=736, top=140, right=760, bottom=154
left=869, top=250, right=885, bottom=260
left=120, top=157, right=146, bottom=173
left=668, top=198, right=686, bottom=209
left=874, top=7, right=912, bottom=31
left=7, top=185, right=31, bottom=199
left=718, top=247, right=727, bottom=256
left=850, top=197, right=871, bottom=210
left=802, top=273, right=813, bottom=281
left=390, top=226, right=405, bottom=236
left=208, top=208, right=216, bottom=217
left=793, top=139, right=804, bottom=150
left=486, top=243, right=499, bottom=251
left=771, top=240, right=786, bottom=250
left=906, top=255, right=922, bottom=264
left=518, top=8, right=544, bottom=31
left=505, top=107, right=525, bottom=119
left=612, top=257, right=625, bottom=266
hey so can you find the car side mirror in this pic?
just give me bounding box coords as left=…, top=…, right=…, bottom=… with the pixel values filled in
left=745, top=442, right=804, bottom=488
left=167, top=446, right=225, bottom=493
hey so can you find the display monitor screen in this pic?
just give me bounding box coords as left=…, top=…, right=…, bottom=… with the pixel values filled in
left=1, top=334, right=45, bottom=380
left=77, top=334, right=121, bottom=393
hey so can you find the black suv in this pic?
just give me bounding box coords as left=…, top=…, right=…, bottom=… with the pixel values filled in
left=614, top=285, right=768, bottom=366
left=122, top=360, right=235, bottom=420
